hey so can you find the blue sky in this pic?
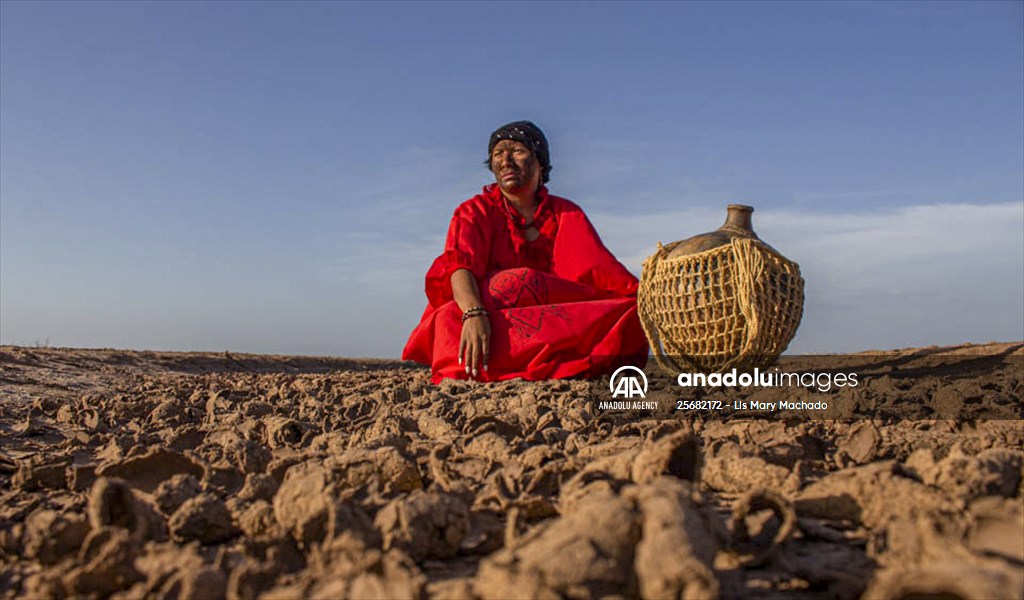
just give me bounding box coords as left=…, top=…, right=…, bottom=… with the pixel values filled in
left=2, top=1, right=1022, bottom=357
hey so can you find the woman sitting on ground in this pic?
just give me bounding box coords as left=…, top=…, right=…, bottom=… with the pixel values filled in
left=402, top=120, right=648, bottom=383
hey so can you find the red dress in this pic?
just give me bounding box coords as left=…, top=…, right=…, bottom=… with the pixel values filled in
left=402, top=184, right=649, bottom=383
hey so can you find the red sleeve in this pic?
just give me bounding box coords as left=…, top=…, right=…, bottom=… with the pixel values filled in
left=549, top=200, right=638, bottom=297
left=424, top=199, right=491, bottom=306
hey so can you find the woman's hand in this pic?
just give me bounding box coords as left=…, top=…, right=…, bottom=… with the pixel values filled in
left=459, top=314, right=490, bottom=378
left=451, top=268, right=491, bottom=378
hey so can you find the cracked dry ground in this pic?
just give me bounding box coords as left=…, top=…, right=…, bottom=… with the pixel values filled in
left=1, top=343, right=1022, bottom=599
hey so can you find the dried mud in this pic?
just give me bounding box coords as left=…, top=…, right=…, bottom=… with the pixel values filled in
left=1, top=343, right=1022, bottom=599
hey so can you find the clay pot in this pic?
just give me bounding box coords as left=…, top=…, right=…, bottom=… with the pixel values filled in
left=639, top=204, right=804, bottom=373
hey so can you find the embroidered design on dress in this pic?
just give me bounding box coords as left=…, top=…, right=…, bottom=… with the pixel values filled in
left=489, top=269, right=569, bottom=340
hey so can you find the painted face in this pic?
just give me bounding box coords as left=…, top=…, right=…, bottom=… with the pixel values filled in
left=490, top=140, right=541, bottom=195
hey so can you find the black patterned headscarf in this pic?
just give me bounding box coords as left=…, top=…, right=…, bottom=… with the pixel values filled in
left=486, top=120, right=551, bottom=183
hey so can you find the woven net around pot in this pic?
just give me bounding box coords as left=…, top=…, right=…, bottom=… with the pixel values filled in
left=638, top=237, right=805, bottom=374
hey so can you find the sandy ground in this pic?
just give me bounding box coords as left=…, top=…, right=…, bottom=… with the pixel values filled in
left=0, top=343, right=1021, bottom=599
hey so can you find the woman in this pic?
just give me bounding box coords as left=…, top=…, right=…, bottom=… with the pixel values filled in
left=402, top=121, right=648, bottom=383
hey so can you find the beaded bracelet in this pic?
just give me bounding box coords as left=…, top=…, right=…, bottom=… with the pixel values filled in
left=462, top=306, right=488, bottom=322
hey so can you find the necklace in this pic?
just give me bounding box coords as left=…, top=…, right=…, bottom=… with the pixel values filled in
left=502, top=198, right=536, bottom=229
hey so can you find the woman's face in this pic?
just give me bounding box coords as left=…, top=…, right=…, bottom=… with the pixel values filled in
left=490, top=140, right=541, bottom=196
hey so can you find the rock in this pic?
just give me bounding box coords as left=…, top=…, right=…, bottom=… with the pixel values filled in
left=169, top=493, right=238, bottom=544
left=237, top=500, right=279, bottom=538
left=628, top=478, right=718, bottom=599
left=238, top=472, right=278, bottom=502
left=375, top=489, right=470, bottom=561
left=968, top=496, right=1024, bottom=563
left=265, top=416, right=308, bottom=449
left=463, top=431, right=512, bottom=462
left=149, top=399, right=187, bottom=427
left=938, top=448, right=1022, bottom=501
left=273, top=462, right=333, bottom=548
left=64, top=527, right=144, bottom=596
left=22, top=509, right=90, bottom=565
left=795, top=461, right=957, bottom=528
left=702, top=442, right=797, bottom=496
left=96, top=447, right=203, bottom=494
left=474, top=487, right=641, bottom=599
left=13, top=456, right=71, bottom=491
left=631, top=427, right=701, bottom=484
left=154, top=473, right=202, bottom=515
left=837, top=422, right=880, bottom=465
left=221, top=437, right=272, bottom=474
left=68, top=463, right=98, bottom=492
left=88, top=477, right=165, bottom=542
left=204, top=464, right=246, bottom=496
left=330, top=446, right=423, bottom=499
left=932, top=387, right=965, bottom=419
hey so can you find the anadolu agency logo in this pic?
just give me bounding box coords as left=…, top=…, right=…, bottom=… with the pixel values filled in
left=609, top=365, right=648, bottom=399
left=600, top=365, right=657, bottom=411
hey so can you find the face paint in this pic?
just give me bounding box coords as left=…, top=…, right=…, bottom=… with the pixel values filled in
left=486, top=120, right=551, bottom=184
left=490, top=140, right=541, bottom=195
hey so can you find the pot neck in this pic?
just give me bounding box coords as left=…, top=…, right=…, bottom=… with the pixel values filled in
left=719, top=204, right=758, bottom=238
